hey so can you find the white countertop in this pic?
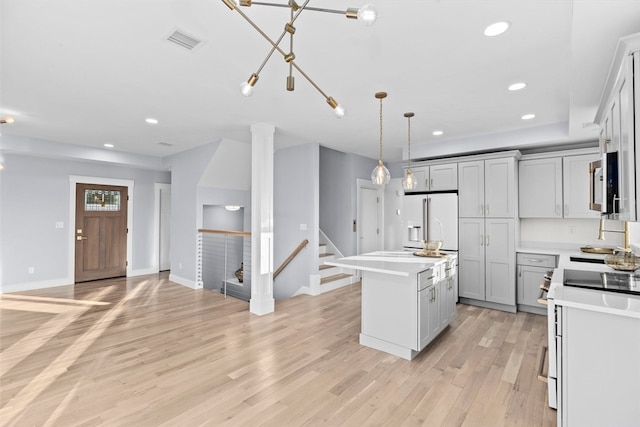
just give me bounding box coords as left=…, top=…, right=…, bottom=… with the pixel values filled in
left=326, top=251, right=454, bottom=277
left=520, top=244, right=640, bottom=319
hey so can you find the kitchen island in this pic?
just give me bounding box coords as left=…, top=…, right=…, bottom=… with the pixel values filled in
left=326, top=251, right=457, bottom=360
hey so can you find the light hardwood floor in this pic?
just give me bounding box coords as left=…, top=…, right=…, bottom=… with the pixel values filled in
left=0, top=273, right=556, bottom=426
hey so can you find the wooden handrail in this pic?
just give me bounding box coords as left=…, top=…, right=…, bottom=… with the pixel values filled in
left=198, top=228, right=251, bottom=237
left=274, top=239, right=309, bottom=280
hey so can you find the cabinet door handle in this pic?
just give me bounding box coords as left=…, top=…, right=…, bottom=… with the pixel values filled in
left=430, top=178, right=433, bottom=189
left=486, top=235, right=490, bottom=246
left=518, top=266, right=522, bottom=277
left=485, top=204, right=490, bottom=216
left=527, top=258, right=544, bottom=263
left=480, top=204, right=484, bottom=215
left=480, top=234, right=484, bottom=246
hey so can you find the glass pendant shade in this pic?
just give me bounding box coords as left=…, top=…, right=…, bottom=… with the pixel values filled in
left=402, top=169, right=417, bottom=190
left=240, top=81, right=254, bottom=97
left=372, top=160, right=391, bottom=186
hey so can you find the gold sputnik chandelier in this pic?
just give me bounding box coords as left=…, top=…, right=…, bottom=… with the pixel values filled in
left=221, top=0, right=377, bottom=118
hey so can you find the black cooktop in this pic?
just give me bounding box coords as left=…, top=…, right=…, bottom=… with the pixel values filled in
left=563, top=269, right=640, bottom=296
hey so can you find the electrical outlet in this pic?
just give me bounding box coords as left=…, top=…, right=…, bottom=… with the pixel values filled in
left=28, top=267, right=35, bottom=274
left=55, top=221, right=64, bottom=229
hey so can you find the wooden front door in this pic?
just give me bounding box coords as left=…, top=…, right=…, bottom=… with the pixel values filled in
left=75, top=183, right=128, bottom=283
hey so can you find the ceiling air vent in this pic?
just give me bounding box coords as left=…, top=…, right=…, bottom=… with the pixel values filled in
left=166, top=28, right=204, bottom=51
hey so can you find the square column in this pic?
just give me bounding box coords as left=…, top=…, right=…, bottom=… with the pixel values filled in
left=250, top=123, right=275, bottom=315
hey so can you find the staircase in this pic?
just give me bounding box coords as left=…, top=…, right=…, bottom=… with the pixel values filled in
left=295, top=237, right=357, bottom=297
left=318, top=244, right=354, bottom=291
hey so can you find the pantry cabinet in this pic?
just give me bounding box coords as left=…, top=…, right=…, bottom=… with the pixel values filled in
left=458, top=154, right=518, bottom=312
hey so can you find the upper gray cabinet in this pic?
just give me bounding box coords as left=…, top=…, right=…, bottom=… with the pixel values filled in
left=459, top=157, right=516, bottom=218
left=595, top=33, right=639, bottom=221
left=518, top=152, right=600, bottom=219
left=405, top=163, right=457, bottom=193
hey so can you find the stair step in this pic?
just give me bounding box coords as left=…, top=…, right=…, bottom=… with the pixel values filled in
left=319, top=253, right=335, bottom=258
left=320, top=273, right=352, bottom=285
left=319, top=264, right=335, bottom=271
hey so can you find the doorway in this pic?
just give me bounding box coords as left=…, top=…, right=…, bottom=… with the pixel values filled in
left=357, top=179, right=384, bottom=254
left=75, top=183, right=128, bottom=282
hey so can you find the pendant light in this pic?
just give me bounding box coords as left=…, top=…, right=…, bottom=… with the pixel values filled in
left=371, top=91, right=390, bottom=185
left=402, top=112, right=417, bottom=190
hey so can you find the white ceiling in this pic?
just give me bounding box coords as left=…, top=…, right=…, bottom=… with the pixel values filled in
left=2, top=0, right=640, bottom=163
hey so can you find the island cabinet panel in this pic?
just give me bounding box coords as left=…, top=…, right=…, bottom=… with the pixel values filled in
left=419, top=284, right=438, bottom=349
left=361, top=270, right=418, bottom=351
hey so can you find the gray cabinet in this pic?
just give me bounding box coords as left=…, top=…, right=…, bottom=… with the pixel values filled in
left=519, top=158, right=563, bottom=218
left=516, top=252, right=557, bottom=315
left=406, top=163, right=458, bottom=193
left=595, top=35, right=639, bottom=221
left=518, top=153, right=600, bottom=219
left=459, top=155, right=518, bottom=312
left=459, top=217, right=516, bottom=307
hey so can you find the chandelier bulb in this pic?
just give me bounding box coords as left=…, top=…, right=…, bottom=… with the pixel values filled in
left=327, top=97, right=346, bottom=118
left=240, top=73, right=259, bottom=97
left=357, top=4, right=377, bottom=26
left=240, top=81, right=254, bottom=97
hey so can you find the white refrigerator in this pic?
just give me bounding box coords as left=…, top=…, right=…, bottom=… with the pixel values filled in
left=402, top=193, right=458, bottom=251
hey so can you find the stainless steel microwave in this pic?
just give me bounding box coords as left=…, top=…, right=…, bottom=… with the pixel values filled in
left=589, top=152, right=619, bottom=214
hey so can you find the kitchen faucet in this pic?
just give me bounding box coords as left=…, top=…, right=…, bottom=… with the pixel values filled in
left=597, top=218, right=631, bottom=252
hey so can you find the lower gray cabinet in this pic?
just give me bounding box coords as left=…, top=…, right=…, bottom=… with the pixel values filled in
left=516, top=252, right=557, bottom=315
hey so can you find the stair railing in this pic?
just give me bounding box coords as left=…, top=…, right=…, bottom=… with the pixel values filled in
left=273, top=239, right=309, bottom=280
left=198, top=228, right=251, bottom=298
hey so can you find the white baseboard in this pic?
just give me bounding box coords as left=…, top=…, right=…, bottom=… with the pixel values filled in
left=169, top=274, right=198, bottom=289
left=129, top=267, right=158, bottom=277
left=1, top=277, right=72, bottom=294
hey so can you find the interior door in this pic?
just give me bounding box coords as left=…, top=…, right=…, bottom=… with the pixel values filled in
left=359, top=187, right=379, bottom=254
left=75, top=183, right=128, bottom=282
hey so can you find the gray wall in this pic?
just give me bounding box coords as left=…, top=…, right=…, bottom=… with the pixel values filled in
left=274, top=143, right=319, bottom=300
left=0, top=153, right=170, bottom=292
left=319, top=146, right=378, bottom=257
left=164, top=141, right=221, bottom=285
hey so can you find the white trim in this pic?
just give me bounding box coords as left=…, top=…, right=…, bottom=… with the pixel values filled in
left=154, top=183, right=171, bottom=273
left=1, top=278, right=71, bottom=294
left=68, top=176, right=135, bottom=284
left=169, top=273, right=197, bottom=289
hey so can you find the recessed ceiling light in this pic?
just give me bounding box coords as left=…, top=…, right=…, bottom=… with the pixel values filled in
left=433, top=130, right=444, bottom=136
left=145, top=118, right=159, bottom=125
left=508, top=82, right=527, bottom=91
left=104, top=143, right=114, bottom=148
left=521, top=114, right=536, bottom=120
left=484, top=21, right=510, bottom=37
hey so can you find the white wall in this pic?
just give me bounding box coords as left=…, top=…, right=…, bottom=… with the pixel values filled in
left=0, top=153, right=170, bottom=292
left=520, top=218, right=622, bottom=247
left=273, top=143, right=319, bottom=300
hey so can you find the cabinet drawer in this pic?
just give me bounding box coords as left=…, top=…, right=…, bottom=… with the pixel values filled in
left=516, top=253, right=557, bottom=268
